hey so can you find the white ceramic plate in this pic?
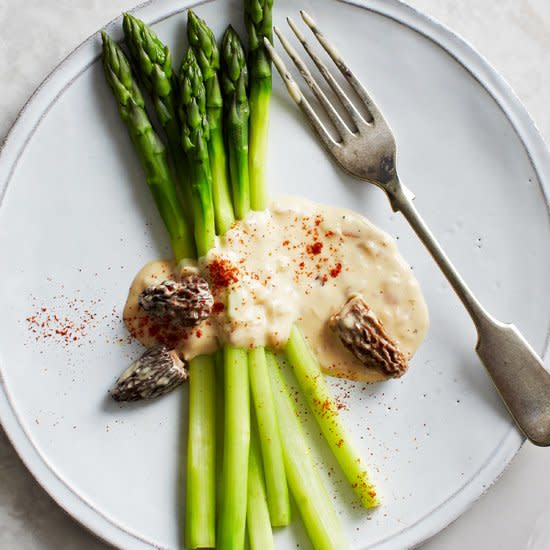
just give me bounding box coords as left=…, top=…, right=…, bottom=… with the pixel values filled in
left=0, top=0, right=549, bottom=548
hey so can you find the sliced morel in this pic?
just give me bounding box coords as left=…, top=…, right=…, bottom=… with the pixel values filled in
left=138, top=276, right=214, bottom=327
left=111, top=344, right=189, bottom=402
left=329, top=294, right=408, bottom=378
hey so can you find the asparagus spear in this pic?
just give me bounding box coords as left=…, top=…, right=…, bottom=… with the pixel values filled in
left=220, top=7, right=288, bottom=535
left=122, top=14, right=194, bottom=226
left=221, top=25, right=250, bottom=220
left=188, top=20, right=255, bottom=547
left=177, top=48, right=216, bottom=258
left=267, top=352, right=347, bottom=550
left=218, top=346, right=250, bottom=550
left=185, top=354, right=216, bottom=549
left=182, top=33, right=252, bottom=550
left=103, top=31, right=217, bottom=547
left=233, top=6, right=294, bottom=539
left=101, top=32, right=195, bottom=262
left=285, top=326, right=379, bottom=509
left=177, top=47, right=219, bottom=549
left=248, top=347, right=290, bottom=526
left=244, top=0, right=273, bottom=211
left=214, top=348, right=225, bottom=514
left=188, top=10, right=235, bottom=235
left=247, top=414, right=275, bottom=550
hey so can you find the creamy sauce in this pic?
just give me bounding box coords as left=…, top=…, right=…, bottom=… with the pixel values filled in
left=124, top=197, right=429, bottom=381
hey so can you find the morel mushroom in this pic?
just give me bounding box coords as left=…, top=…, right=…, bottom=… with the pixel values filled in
left=111, top=344, right=189, bottom=402
left=138, top=276, right=214, bottom=327
left=329, top=294, right=408, bottom=378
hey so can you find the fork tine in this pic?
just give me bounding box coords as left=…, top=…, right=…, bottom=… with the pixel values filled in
left=300, top=10, right=382, bottom=123
left=274, top=24, right=352, bottom=139
left=286, top=16, right=370, bottom=127
left=263, top=37, right=340, bottom=152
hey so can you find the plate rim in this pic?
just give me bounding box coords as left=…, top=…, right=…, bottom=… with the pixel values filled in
left=0, top=0, right=547, bottom=548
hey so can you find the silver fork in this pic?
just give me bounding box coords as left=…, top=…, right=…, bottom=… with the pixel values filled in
left=264, top=11, right=550, bottom=446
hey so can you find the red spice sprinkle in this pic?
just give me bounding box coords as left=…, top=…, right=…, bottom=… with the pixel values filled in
left=306, top=241, right=323, bottom=255
left=128, top=314, right=186, bottom=349
left=325, top=230, right=335, bottom=237
left=212, top=302, right=225, bottom=314
left=25, top=296, right=104, bottom=347
left=208, top=258, right=239, bottom=290
left=330, top=263, right=342, bottom=278
left=282, top=239, right=290, bottom=246
left=196, top=329, right=202, bottom=338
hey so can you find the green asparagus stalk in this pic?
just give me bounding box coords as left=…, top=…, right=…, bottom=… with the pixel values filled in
left=218, top=346, right=250, bottom=550
left=267, top=352, right=347, bottom=550
left=177, top=48, right=216, bottom=258
left=177, top=47, right=219, bottom=548
left=101, top=32, right=195, bottom=262
left=285, top=326, right=379, bottom=509
left=185, top=19, right=252, bottom=549
left=185, top=23, right=254, bottom=550
left=185, top=354, right=216, bottom=549
left=247, top=414, right=275, bottom=550
left=103, top=30, right=217, bottom=548
left=244, top=0, right=273, bottom=211
left=248, top=347, right=290, bottom=526
left=237, top=3, right=292, bottom=538
left=221, top=25, right=250, bottom=220
left=122, top=14, right=194, bottom=226
left=188, top=10, right=235, bottom=235
left=214, top=348, right=225, bottom=514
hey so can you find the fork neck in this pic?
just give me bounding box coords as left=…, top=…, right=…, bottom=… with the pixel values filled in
left=386, top=177, right=493, bottom=330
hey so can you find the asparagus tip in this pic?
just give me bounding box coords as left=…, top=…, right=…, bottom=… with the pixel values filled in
left=122, top=12, right=139, bottom=32
left=223, top=23, right=235, bottom=37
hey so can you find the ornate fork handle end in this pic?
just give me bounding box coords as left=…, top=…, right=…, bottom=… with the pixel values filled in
left=477, top=319, right=550, bottom=447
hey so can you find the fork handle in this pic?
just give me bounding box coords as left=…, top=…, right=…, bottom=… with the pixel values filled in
left=388, top=179, right=550, bottom=446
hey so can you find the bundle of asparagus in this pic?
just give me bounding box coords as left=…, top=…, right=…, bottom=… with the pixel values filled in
left=102, top=3, right=377, bottom=549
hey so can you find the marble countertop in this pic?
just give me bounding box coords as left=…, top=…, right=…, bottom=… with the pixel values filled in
left=0, top=1, right=549, bottom=548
